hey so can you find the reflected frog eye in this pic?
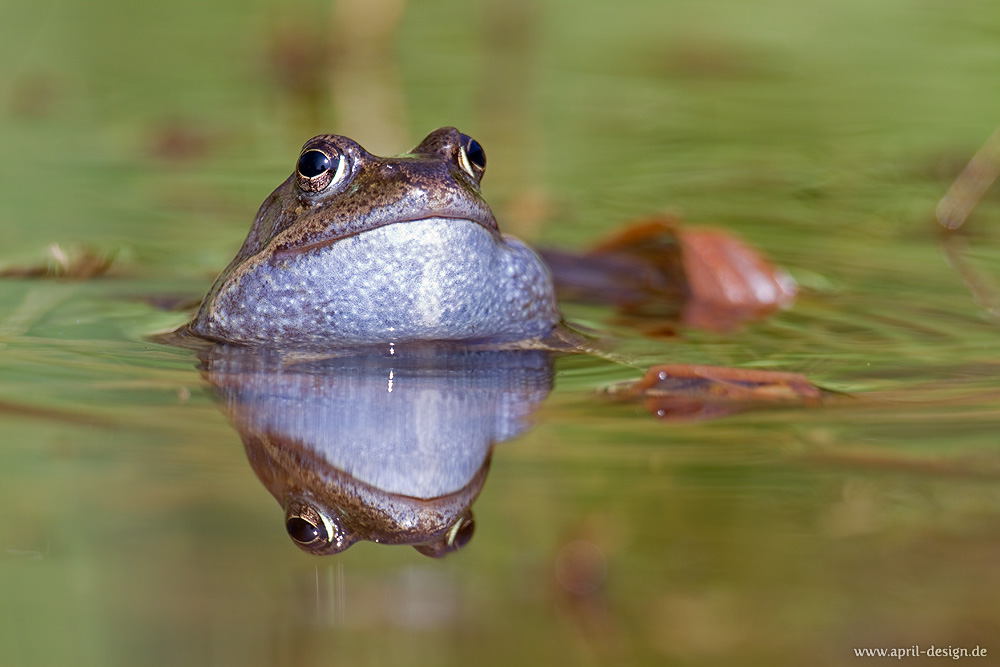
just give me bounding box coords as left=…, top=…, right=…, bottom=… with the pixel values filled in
left=295, top=147, right=347, bottom=193
left=448, top=514, right=476, bottom=550
left=284, top=500, right=353, bottom=554
left=457, top=134, right=486, bottom=179
left=286, top=515, right=327, bottom=546
left=413, top=510, right=477, bottom=558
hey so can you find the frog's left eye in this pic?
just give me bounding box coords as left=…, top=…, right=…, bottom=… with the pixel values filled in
left=296, top=147, right=347, bottom=193
left=412, top=510, right=477, bottom=558
left=457, top=134, right=486, bottom=179
left=447, top=513, right=476, bottom=550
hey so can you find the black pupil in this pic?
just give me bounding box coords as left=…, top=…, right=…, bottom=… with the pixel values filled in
left=298, top=150, right=333, bottom=178
left=463, top=137, right=486, bottom=170
left=286, top=516, right=323, bottom=544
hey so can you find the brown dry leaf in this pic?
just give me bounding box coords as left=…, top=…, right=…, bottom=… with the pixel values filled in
left=540, top=215, right=796, bottom=333
left=607, top=364, right=830, bottom=422
left=677, top=226, right=797, bottom=331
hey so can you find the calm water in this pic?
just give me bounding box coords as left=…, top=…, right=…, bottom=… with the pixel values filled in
left=2, top=0, right=1000, bottom=665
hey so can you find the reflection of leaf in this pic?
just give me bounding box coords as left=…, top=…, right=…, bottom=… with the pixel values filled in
left=606, top=364, right=830, bottom=422
left=0, top=244, right=116, bottom=280
left=936, top=127, right=1000, bottom=322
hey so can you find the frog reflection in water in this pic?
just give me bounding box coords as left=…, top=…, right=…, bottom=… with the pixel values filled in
left=190, top=127, right=560, bottom=346
left=201, top=344, right=552, bottom=557
left=188, top=128, right=807, bottom=557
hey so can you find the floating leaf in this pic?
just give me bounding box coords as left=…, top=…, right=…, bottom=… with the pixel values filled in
left=606, top=363, right=830, bottom=422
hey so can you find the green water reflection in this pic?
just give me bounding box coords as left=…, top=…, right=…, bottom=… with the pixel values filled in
left=2, top=0, right=1000, bottom=664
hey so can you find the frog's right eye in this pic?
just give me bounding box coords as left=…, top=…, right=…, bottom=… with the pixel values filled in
left=284, top=499, right=355, bottom=555
left=287, top=515, right=327, bottom=546
left=296, top=147, right=347, bottom=193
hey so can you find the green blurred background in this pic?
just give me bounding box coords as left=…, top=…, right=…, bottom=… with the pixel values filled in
left=2, top=0, right=1000, bottom=665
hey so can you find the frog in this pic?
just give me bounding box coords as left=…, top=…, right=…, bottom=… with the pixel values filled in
left=179, top=127, right=817, bottom=557
left=189, top=127, right=560, bottom=347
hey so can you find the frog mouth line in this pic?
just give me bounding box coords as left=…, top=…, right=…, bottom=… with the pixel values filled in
left=269, top=215, right=497, bottom=263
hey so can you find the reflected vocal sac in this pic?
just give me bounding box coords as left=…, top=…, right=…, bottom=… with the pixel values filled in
left=200, top=343, right=554, bottom=557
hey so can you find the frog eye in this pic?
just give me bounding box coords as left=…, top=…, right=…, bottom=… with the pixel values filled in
left=413, top=510, right=476, bottom=558
left=284, top=500, right=353, bottom=554
left=286, top=515, right=328, bottom=546
left=295, top=147, right=347, bottom=193
left=447, top=513, right=476, bottom=550
left=457, top=134, right=486, bottom=179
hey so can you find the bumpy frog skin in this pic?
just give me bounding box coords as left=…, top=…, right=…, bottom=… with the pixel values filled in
left=189, top=128, right=559, bottom=346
